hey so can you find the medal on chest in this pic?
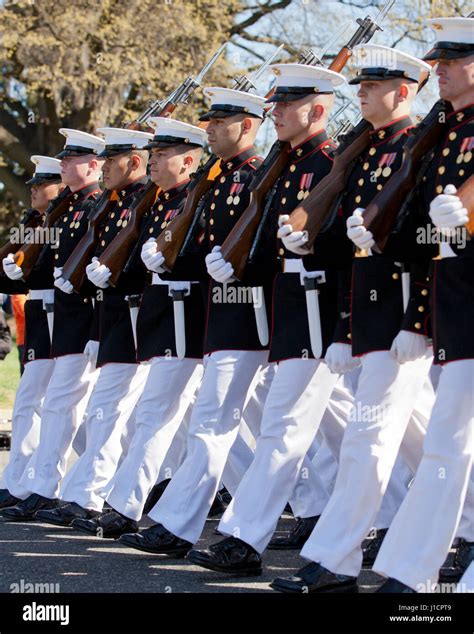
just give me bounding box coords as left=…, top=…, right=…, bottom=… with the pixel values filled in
left=117, top=208, right=130, bottom=228
left=456, top=136, right=474, bottom=164
left=375, top=153, right=397, bottom=179
left=226, top=183, right=244, bottom=206
left=69, top=210, right=84, bottom=230
left=297, top=173, right=314, bottom=200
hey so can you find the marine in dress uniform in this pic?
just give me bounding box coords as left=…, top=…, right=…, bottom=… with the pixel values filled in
left=186, top=64, right=359, bottom=574
left=38, top=128, right=153, bottom=526
left=1, top=132, right=105, bottom=521
left=269, top=46, right=443, bottom=593
left=371, top=18, right=474, bottom=592
left=117, top=87, right=276, bottom=556
left=69, top=117, right=207, bottom=538
left=0, top=156, right=62, bottom=509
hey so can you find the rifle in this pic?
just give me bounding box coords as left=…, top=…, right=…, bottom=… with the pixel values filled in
left=0, top=209, right=43, bottom=261
left=462, top=174, right=474, bottom=237
left=362, top=100, right=452, bottom=253
left=128, top=44, right=227, bottom=130
left=286, top=51, right=436, bottom=248
left=12, top=188, right=76, bottom=279
left=220, top=2, right=394, bottom=280
left=61, top=45, right=226, bottom=292
left=154, top=154, right=221, bottom=272
left=155, top=45, right=287, bottom=273
left=60, top=190, right=118, bottom=292
left=285, top=119, right=372, bottom=248
left=98, top=181, right=158, bottom=287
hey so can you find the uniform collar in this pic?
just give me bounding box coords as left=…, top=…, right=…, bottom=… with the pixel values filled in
left=369, top=116, right=413, bottom=144
left=220, top=146, right=260, bottom=175
left=70, top=181, right=101, bottom=201
left=447, top=102, right=474, bottom=128
left=117, top=175, right=149, bottom=199
left=158, top=179, right=190, bottom=203
left=288, top=129, right=330, bottom=161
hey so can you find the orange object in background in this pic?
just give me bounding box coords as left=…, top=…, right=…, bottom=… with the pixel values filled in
left=11, top=295, right=26, bottom=346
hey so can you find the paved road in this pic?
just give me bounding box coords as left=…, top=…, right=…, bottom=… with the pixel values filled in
left=0, top=448, right=384, bottom=594
left=0, top=509, right=383, bottom=594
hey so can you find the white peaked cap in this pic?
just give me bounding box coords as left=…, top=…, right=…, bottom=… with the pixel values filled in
left=56, top=128, right=105, bottom=158
left=424, top=17, right=474, bottom=61
left=200, top=87, right=266, bottom=120
left=266, top=64, right=345, bottom=102
left=26, top=155, right=62, bottom=185
left=349, top=44, right=432, bottom=84
left=146, top=117, right=207, bottom=148
left=96, top=127, right=153, bottom=156
left=31, top=155, right=62, bottom=175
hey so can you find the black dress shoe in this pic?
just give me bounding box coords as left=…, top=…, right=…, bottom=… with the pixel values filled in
left=0, top=493, right=58, bottom=521
left=219, top=487, right=232, bottom=506
left=362, top=528, right=388, bottom=568
left=271, top=562, right=358, bottom=593
left=187, top=537, right=262, bottom=576
left=207, top=491, right=227, bottom=518
left=376, top=577, right=416, bottom=593
left=118, top=523, right=192, bottom=557
left=439, top=538, right=474, bottom=582
left=72, top=510, right=138, bottom=538
left=35, top=502, right=97, bottom=527
left=268, top=516, right=319, bottom=550
left=0, top=489, right=21, bottom=510
left=143, top=479, right=171, bottom=516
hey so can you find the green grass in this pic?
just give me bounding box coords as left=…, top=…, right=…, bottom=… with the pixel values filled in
left=0, top=340, right=21, bottom=411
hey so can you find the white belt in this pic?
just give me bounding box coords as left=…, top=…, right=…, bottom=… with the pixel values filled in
left=29, top=289, right=55, bottom=303
left=151, top=273, right=198, bottom=287
left=282, top=258, right=303, bottom=274
left=283, top=259, right=326, bottom=286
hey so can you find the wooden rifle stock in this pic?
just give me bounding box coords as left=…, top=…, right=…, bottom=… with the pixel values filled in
left=462, top=174, right=474, bottom=237
left=362, top=100, right=450, bottom=253
left=61, top=190, right=116, bottom=292
left=219, top=27, right=376, bottom=278
left=0, top=209, right=43, bottom=261
left=154, top=156, right=221, bottom=272
left=330, top=47, right=352, bottom=74
left=99, top=181, right=159, bottom=287
left=220, top=141, right=290, bottom=281
left=13, top=189, right=76, bottom=279
left=287, top=119, right=372, bottom=245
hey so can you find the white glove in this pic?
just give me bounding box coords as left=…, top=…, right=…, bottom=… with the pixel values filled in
left=141, top=238, right=166, bottom=273
left=53, top=267, right=73, bottom=294
left=85, top=257, right=111, bottom=289
left=429, top=184, right=468, bottom=229
left=390, top=330, right=428, bottom=364
left=277, top=215, right=312, bottom=255
left=83, top=339, right=99, bottom=368
left=346, top=208, right=375, bottom=250
left=205, top=246, right=235, bottom=283
left=324, top=343, right=361, bottom=374
left=2, top=253, right=23, bottom=280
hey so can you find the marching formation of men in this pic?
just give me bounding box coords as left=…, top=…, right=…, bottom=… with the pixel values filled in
left=0, top=15, right=473, bottom=594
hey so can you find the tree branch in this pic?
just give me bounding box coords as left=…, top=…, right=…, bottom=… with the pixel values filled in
left=0, top=108, right=29, bottom=147
left=230, top=0, right=292, bottom=36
